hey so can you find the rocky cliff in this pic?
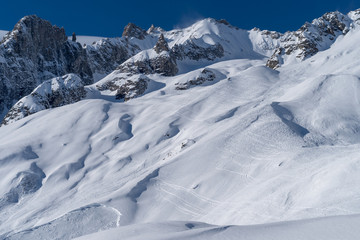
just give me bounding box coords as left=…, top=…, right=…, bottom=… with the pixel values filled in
left=265, top=11, right=355, bottom=68
left=0, top=16, right=145, bottom=118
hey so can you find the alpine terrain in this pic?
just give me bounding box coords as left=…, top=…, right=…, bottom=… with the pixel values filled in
left=1, top=9, right=360, bottom=239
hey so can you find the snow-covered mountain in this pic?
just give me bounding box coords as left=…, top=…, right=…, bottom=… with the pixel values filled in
left=1, top=9, right=360, bottom=240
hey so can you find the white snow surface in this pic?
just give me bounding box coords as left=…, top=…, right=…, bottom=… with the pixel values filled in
left=68, top=35, right=105, bottom=45
left=76, top=215, right=360, bottom=240
left=2, top=17, right=360, bottom=240
left=0, top=30, right=8, bottom=40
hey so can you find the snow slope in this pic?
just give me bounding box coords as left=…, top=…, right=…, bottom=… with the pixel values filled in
left=77, top=215, right=360, bottom=240
left=2, top=11, right=360, bottom=240
left=0, top=30, right=8, bottom=40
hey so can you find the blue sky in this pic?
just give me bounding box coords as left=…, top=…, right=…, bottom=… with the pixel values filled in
left=1, top=0, right=359, bottom=37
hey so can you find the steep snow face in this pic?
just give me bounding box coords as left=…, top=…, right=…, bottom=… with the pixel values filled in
left=165, top=18, right=264, bottom=61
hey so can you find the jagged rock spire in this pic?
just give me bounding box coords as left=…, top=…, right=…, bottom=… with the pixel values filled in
left=154, top=34, right=169, bottom=54
left=147, top=24, right=155, bottom=34
left=122, top=23, right=147, bottom=40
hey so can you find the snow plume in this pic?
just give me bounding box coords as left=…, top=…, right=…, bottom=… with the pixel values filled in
left=173, top=11, right=204, bottom=29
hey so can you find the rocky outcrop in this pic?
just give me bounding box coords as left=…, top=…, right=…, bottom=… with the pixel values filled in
left=117, top=52, right=178, bottom=76
left=0, top=15, right=92, bottom=116
left=171, top=41, right=224, bottom=61
left=0, top=16, right=148, bottom=118
left=266, top=11, right=352, bottom=69
left=85, top=38, right=140, bottom=80
left=96, top=73, right=150, bottom=101
left=175, top=68, right=216, bottom=90
left=154, top=34, right=169, bottom=53
left=117, top=34, right=178, bottom=76
left=2, top=74, right=86, bottom=125
left=122, top=23, right=147, bottom=40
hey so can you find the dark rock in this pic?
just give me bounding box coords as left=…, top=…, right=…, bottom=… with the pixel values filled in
left=175, top=68, right=216, bottom=90
left=2, top=74, right=86, bottom=125
left=96, top=74, right=150, bottom=101
left=122, top=23, right=147, bottom=40
left=0, top=15, right=92, bottom=116
left=85, top=38, right=140, bottom=80
left=171, top=41, right=224, bottom=61
left=266, top=11, right=352, bottom=69
left=154, top=34, right=169, bottom=54
left=72, top=32, right=76, bottom=42
left=0, top=15, right=145, bottom=119
left=117, top=53, right=178, bottom=76
left=266, top=48, right=284, bottom=69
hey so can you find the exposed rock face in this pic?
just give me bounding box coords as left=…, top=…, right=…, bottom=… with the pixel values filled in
left=0, top=16, right=146, bottom=118
left=117, top=34, right=177, bottom=76
left=175, top=68, right=216, bottom=90
left=117, top=52, right=178, bottom=76
left=154, top=34, right=169, bottom=54
left=85, top=38, right=140, bottom=80
left=0, top=15, right=92, bottom=116
left=171, top=41, right=224, bottom=61
left=266, top=11, right=352, bottom=69
left=266, top=48, right=284, bottom=69
left=2, top=74, right=86, bottom=125
left=122, top=23, right=148, bottom=40
left=96, top=73, right=150, bottom=101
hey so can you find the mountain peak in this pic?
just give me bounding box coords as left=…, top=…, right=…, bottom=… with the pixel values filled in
left=1, top=14, right=67, bottom=54
left=122, top=22, right=147, bottom=39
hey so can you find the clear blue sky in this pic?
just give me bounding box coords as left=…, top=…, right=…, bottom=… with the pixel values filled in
left=1, top=0, right=359, bottom=37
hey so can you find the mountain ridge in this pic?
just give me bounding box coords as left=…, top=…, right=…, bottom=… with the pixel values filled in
left=2, top=9, right=360, bottom=125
